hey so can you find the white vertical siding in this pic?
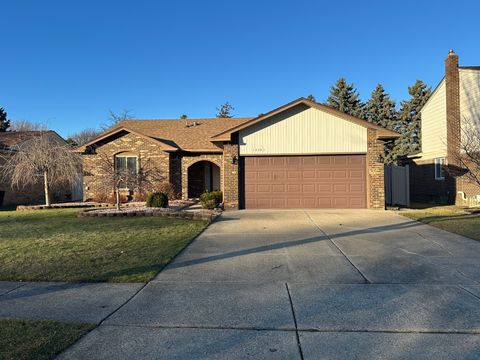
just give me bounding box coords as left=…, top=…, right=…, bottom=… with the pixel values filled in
left=460, top=69, right=480, bottom=135
left=420, top=79, right=447, bottom=160
left=239, top=105, right=367, bottom=155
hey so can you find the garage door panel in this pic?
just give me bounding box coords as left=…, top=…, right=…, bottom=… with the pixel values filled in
left=318, top=184, right=332, bottom=193
left=243, top=155, right=366, bottom=209
left=302, top=184, right=316, bottom=193
left=287, top=184, right=301, bottom=193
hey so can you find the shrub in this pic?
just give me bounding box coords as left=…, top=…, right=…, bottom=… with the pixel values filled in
left=106, top=192, right=128, bottom=204
left=132, top=190, right=148, bottom=202
left=155, top=182, right=178, bottom=200
left=146, top=192, right=169, bottom=208
left=92, top=192, right=127, bottom=204
left=200, top=191, right=223, bottom=209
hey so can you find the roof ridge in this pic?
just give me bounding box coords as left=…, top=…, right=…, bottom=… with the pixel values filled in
left=122, top=117, right=253, bottom=122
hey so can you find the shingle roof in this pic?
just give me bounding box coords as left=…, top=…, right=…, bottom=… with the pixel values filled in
left=90, top=118, right=253, bottom=152
left=0, top=131, right=51, bottom=149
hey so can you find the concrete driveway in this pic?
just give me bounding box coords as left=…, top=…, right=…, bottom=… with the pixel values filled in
left=60, top=210, right=480, bottom=359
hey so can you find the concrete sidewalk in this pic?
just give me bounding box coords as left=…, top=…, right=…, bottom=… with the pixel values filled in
left=3, top=210, right=480, bottom=359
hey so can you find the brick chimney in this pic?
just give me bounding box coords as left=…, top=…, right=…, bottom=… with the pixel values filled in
left=445, top=50, right=461, bottom=163
left=444, top=50, right=461, bottom=203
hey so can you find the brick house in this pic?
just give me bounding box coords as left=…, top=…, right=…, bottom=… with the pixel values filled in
left=0, top=131, right=82, bottom=206
left=78, top=98, right=399, bottom=209
left=408, top=51, right=480, bottom=206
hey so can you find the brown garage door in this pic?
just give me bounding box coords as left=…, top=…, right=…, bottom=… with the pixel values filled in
left=242, top=155, right=366, bottom=209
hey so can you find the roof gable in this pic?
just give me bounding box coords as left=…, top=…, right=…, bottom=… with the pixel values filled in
left=76, top=126, right=179, bottom=152
left=0, top=131, right=66, bottom=150
left=211, top=98, right=399, bottom=141
left=77, top=117, right=253, bottom=153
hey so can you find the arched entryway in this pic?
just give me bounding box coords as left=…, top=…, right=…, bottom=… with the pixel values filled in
left=187, top=161, right=221, bottom=198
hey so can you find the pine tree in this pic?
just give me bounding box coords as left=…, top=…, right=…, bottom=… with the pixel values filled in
left=325, top=77, right=364, bottom=118
left=385, top=80, right=431, bottom=164
left=216, top=102, right=234, bottom=118
left=364, top=84, right=397, bottom=130
left=0, top=107, right=10, bottom=132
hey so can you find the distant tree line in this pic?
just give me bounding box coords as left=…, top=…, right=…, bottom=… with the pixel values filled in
left=320, top=77, right=432, bottom=164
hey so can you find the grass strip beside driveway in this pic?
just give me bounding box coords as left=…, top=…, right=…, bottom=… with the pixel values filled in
left=402, top=204, right=480, bottom=241
left=0, top=208, right=207, bottom=282
left=0, top=318, right=94, bottom=360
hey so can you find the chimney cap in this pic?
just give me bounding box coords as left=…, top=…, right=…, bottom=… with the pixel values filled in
left=448, top=49, right=456, bottom=56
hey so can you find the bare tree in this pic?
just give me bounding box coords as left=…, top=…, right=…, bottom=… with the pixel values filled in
left=93, top=153, right=167, bottom=210
left=216, top=102, right=234, bottom=118
left=9, top=119, right=48, bottom=131
left=447, top=117, right=480, bottom=187
left=67, top=128, right=101, bottom=146
left=1, top=135, right=82, bottom=206
left=101, top=109, right=135, bottom=130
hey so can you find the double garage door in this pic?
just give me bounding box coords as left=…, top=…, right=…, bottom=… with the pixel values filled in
left=243, top=155, right=366, bottom=209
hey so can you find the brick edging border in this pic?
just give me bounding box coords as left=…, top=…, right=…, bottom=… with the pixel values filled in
left=77, top=208, right=220, bottom=223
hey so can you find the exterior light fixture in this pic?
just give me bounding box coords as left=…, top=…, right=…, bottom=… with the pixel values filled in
left=231, top=155, right=238, bottom=165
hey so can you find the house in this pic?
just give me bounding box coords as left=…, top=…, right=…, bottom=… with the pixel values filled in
left=409, top=51, right=480, bottom=206
left=78, top=98, right=399, bottom=209
left=0, top=131, right=82, bottom=206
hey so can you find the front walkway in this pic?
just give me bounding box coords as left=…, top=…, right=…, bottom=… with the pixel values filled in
left=3, top=210, right=480, bottom=359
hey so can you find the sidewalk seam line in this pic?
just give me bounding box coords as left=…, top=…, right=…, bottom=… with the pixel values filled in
left=285, top=282, right=305, bottom=360
left=98, top=282, right=149, bottom=326
left=303, top=211, right=371, bottom=284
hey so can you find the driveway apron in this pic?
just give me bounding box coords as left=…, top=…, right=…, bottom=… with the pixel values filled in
left=56, top=209, right=480, bottom=359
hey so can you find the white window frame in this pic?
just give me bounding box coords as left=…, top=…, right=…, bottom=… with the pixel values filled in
left=114, top=153, right=138, bottom=190
left=434, top=157, right=445, bottom=181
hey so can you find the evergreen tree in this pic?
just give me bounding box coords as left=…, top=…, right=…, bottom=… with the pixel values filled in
left=306, top=94, right=316, bottom=102
left=385, top=80, right=431, bottom=164
left=0, top=107, right=10, bottom=132
left=180, top=114, right=188, bottom=119
left=364, top=84, right=397, bottom=130
left=216, top=102, right=234, bottom=118
left=325, top=77, right=364, bottom=118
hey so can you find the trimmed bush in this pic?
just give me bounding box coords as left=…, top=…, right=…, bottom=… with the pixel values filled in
left=200, top=191, right=223, bottom=209
left=155, top=182, right=178, bottom=200
left=146, top=192, right=169, bottom=208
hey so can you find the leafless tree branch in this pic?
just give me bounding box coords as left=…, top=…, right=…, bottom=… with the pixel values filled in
left=0, top=135, right=82, bottom=206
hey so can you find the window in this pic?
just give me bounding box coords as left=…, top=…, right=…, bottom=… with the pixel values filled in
left=115, top=154, right=138, bottom=189
left=434, top=158, right=445, bottom=180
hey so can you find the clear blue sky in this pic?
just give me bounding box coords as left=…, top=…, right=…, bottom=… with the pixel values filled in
left=2, top=0, right=479, bottom=137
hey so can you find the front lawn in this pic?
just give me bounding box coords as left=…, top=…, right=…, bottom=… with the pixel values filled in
left=0, top=208, right=207, bottom=282
left=0, top=319, right=94, bottom=360
left=402, top=204, right=480, bottom=241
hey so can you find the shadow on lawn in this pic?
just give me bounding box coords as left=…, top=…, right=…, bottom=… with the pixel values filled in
left=415, top=213, right=480, bottom=225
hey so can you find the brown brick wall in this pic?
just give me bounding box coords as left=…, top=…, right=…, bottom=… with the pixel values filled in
left=409, top=159, right=449, bottom=203
left=367, top=129, right=385, bottom=209
left=180, top=154, right=223, bottom=200
left=82, top=132, right=170, bottom=200
left=222, top=135, right=239, bottom=210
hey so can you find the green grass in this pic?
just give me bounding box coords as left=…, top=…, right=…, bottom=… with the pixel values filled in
left=402, top=204, right=480, bottom=241
left=0, top=319, right=94, bottom=360
left=0, top=208, right=207, bottom=282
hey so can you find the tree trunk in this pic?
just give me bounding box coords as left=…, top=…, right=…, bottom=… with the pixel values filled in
left=116, top=188, right=120, bottom=210
left=44, top=170, right=51, bottom=207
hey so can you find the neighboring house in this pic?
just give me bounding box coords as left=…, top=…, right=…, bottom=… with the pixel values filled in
left=408, top=51, right=480, bottom=205
left=77, top=98, right=399, bottom=209
left=0, top=131, right=83, bottom=206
